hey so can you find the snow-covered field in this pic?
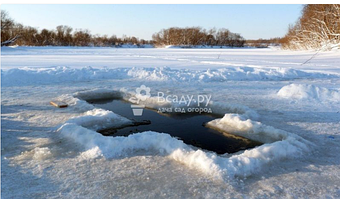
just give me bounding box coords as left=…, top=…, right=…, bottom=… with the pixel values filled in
left=1, top=46, right=340, bottom=198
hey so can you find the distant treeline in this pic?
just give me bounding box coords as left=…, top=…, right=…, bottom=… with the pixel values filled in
left=152, top=27, right=245, bottom=47
left=1, top=10, right=246, bottom=48
left=245, top=38, right=283, bottom=48
left=281, top=4, right=340, bottom=50
left=1, top=10, right=152, bottom=47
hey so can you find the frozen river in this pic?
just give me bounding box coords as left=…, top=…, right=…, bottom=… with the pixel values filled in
left=1, top=46, right=340, bottom=198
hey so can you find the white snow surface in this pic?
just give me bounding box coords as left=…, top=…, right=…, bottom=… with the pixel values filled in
left=2, top=47, right=340, bottom=198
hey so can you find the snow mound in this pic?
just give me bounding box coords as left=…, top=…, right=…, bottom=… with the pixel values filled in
left=206, top=114, right=309, bottom=144
left=65, top=108, right=132, bottom=131
left=14, top=147, right=53, bottom=161
left=58, top=124, right=222, bottom=177
left=277, top=84, right=340, bottom=102
left=32, top=147, right=53, bottom=160
left=2, top=66, right=338, bottom=86
left=206, top=114, right=311, bottom=177
left=56, top=94, right=95, bottom=112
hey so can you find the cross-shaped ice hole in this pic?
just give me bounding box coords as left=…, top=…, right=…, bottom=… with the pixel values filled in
left=88, top=98, right=262, bottom=154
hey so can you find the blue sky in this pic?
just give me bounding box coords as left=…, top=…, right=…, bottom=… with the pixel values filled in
left=1, top=4, right=303, bottom=40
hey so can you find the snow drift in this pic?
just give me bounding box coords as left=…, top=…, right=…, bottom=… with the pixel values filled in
left=277, top=84, right=340, bottom=102
left=2, top=66, right=338, bottom=86
left=65, top=108, right=133, bottom=131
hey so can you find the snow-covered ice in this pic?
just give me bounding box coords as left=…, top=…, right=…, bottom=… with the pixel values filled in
left=1, top=46, right=340, bottom=198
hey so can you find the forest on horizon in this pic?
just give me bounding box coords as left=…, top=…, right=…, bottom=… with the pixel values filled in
left=1, top=4, right=339, bottom=50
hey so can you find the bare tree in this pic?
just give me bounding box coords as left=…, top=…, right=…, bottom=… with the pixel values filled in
left=282, top=4, right=340, bottom=50
left=1, top=10, right=20, bottom=46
